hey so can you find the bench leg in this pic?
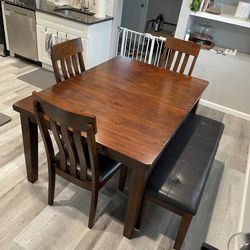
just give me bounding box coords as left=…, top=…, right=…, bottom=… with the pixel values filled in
left=174, top=213, right=193, bottom=250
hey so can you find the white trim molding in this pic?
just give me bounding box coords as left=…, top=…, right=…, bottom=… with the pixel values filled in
left=199, top=99, right=250, bottom=121
left=238, top=144, right=250, bottom=232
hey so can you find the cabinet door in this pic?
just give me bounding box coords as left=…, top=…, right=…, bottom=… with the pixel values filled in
left=37, top=25, right=57, bottom=65
left=36, top=24, right=46, bottom=62
left=58, top=31, right=67, bottom=43
left=65, top=33, right=78, bottom=40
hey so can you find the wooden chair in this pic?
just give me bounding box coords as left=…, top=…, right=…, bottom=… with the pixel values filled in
left=51, top=38, right=85, bottom=83
left=159, top=37, right=201, bottom=76
left=33, top=91, right=127, bottom=229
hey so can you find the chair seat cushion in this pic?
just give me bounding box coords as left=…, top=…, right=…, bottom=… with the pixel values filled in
left=146, top=114, right=224, bottom=215
left=55, top=152, right=121, bottom=182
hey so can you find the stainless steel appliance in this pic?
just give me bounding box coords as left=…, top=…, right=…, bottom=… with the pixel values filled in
left=0, top=3, right=8, bottom=56
left=4, top=3, right=38, bottom=61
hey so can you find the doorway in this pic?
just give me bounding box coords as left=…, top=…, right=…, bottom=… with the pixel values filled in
left=121, top=0, right=183, bottom=36
left=121, top=0, right=149, bottom=33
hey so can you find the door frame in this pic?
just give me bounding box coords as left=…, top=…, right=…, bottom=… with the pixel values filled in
left=138, top=0, right=149, bottom=32
left=120, top=0, right=149, bottom=32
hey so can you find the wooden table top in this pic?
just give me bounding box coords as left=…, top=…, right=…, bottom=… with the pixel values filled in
left=13, top=56, right=208, bottom=167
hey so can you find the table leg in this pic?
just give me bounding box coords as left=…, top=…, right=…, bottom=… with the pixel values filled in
left=191, top=100, right=199, bottom=114
left=20, top=114, right=38, bottom=183
left=123, top=166, right=149, bottom=238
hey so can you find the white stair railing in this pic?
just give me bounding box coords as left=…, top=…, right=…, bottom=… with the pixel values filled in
left=117, top=27, right=166, bottom=66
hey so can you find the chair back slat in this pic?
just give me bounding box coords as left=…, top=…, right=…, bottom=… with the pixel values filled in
left=51, top=38, right=86, bottom=83
left=60, top=59, right=69, bottom=81
left=78, top=52, right=86, bottom=72
left=166, top=49, right=175, bottom=69
left=173, top=51, right=182, bottom=72
left=65, top=57, right=74, bottom=78
left=189, top=57, right=198, bottom=76
left=73, top=130, right=88, bottom=180
left=180, top=54, right=189, bottom=74
left=50, top=120, right=67, bottom=171
left=160, top=37, right=201, bottom=76
left=33, top=92, right=98, bottom=182
left=86, top=125, right=100, bottom=183
left=61, top=125, right=78, bottom=176
left=72, top=54, right=80, bottom=75
left=52, top=60, right=62, bottom=83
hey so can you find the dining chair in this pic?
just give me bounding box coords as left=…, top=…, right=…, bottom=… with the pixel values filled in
left=159, top=37, right=201, bottom=76
left=33, top=91, right=127, bottom=229
left=51, top=38, right=86, bottom=83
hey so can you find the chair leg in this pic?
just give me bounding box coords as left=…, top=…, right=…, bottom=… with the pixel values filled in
left=119, top=165, right=128, bottom=191
left=135, top=195, right=146, bottom=229
left=48, top=166, right=56, bottom=206
left=174, top=213, right=193, bottom=250
left=88, top=189, right=99, bottom=229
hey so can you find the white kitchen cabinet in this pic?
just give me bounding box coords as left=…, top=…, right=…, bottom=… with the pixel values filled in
left=36, top=12, right=112, bottom=70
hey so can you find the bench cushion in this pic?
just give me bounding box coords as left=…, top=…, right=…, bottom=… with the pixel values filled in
left=146, top=114, right=224, bottom=215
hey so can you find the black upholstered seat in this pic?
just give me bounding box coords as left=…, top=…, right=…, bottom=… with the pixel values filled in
left=138, top=113, right=224, bottom=250
left=55, top=152, right=121, bottom=182
left=147, top=114, right=224, bottom=215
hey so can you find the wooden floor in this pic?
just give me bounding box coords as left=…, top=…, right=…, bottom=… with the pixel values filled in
left=0, top=56, right=249, bottom=250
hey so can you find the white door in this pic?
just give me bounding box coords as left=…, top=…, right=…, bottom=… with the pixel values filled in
left=121, top=0, right=149, bottom=32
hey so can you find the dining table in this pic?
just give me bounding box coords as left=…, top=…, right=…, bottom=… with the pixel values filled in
left=13, top=56, right=208, bottom=238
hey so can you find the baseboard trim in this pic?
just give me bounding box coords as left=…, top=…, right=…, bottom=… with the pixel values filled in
left=42, top=63, right=53, bottom=72
left=199, top=99, right=250, bottom=121
left=238, top=144, right=250, bottom=232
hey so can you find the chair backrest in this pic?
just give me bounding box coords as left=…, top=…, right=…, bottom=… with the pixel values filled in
left=33, top=91, right=100, bottom=183
left=51, top=38, right=86, bottom=83
left=159, top=37, right=201, bottom=76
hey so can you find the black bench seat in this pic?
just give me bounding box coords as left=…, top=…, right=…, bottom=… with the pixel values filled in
left=138, top=114, right=224, bottom=250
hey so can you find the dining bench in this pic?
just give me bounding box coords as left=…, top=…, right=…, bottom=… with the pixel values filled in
left=137, top=114, right=224, bottom=250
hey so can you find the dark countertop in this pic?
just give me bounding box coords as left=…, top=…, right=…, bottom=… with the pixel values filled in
left=1, top=0, right=113, bottom=25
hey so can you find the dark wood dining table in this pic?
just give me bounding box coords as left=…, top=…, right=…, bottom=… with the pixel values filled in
left=13, top=56, right=208, bottom=238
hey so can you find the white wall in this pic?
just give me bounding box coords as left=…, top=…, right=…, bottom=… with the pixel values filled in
left=176, top=0, right=250, bottom=118
left=175, top=0, right=192, bottom=39
left=193, top=50, right=250, bottom=116
left=107, top=0, right=124, bottom=57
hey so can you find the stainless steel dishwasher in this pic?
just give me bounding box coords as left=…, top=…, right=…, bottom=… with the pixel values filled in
left=4, top=3, right=38, bottom=61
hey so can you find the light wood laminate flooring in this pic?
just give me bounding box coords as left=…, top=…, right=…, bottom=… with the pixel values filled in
left=0, top=56, right=249, bottom=250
